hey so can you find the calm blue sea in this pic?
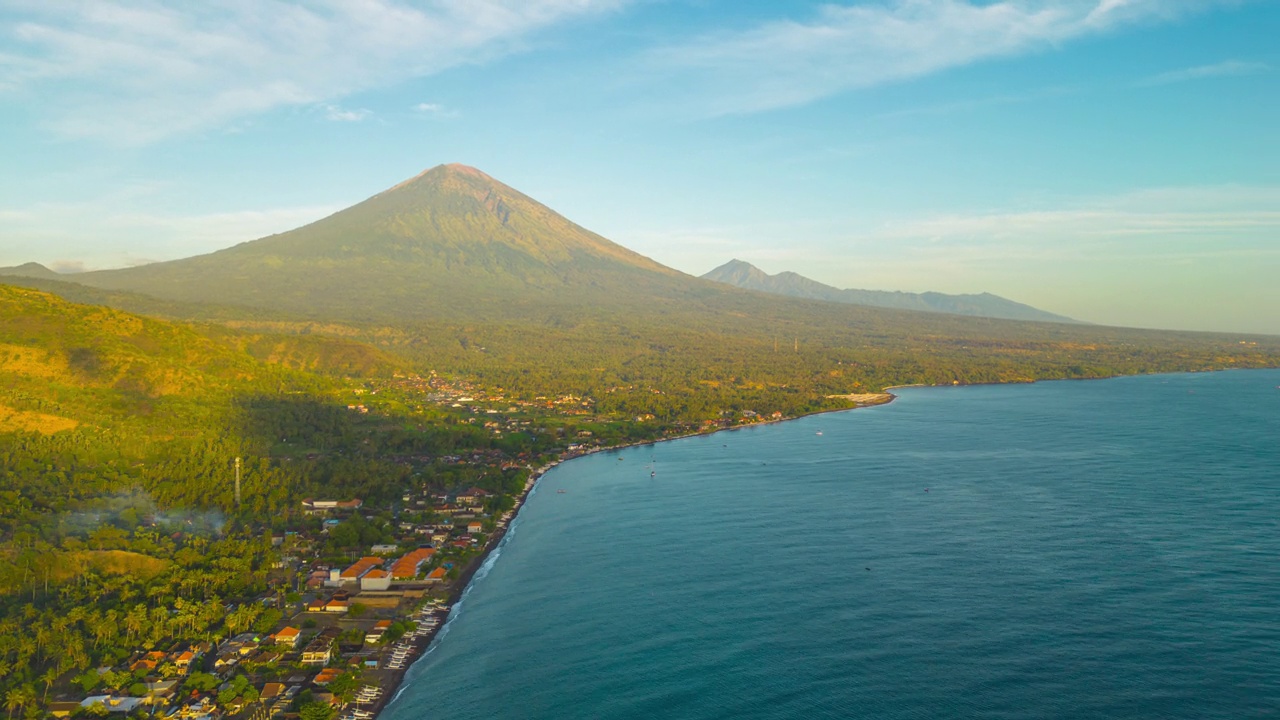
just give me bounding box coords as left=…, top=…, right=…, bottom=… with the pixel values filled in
left=382, top=370, right=1280, bottom=719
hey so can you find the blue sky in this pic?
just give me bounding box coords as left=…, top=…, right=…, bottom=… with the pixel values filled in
left=1, top=0, right=1277, bottom=333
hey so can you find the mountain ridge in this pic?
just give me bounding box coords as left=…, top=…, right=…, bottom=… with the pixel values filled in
left=702, top=259, right=1077, bottom=324
left=0, top=261, right=62, bottom=280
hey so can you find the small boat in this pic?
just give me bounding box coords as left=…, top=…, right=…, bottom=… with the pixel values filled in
left=557, top=489, right=566, bottom=494
left=815, top=431, right=823, bottom=436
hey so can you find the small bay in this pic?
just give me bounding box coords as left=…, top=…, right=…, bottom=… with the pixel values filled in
left=383, top=370, right=1280, bottom=719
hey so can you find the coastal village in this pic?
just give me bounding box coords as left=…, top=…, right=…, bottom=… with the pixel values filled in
left=41, top=482, right=530, bottom=720
left=25, top=372, right=865, bottom=720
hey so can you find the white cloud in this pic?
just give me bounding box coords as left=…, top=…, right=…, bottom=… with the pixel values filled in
left=324, top=105, right=372, bottom=122
left=412, top=101, right=459, bottom=118
left=645, top=0, right=1232, bottom=116
left=1138, top=59, right=1269, bottom=86
left=0, top=0, right=624, bottom=144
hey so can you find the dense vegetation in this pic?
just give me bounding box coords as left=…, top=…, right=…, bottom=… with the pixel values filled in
left=0, top=286, right=572, bottom=712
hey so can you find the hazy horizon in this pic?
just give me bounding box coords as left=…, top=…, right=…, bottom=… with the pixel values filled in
left=2, top=1, right=1276, bottom=334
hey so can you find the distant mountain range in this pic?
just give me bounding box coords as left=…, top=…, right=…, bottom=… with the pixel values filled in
left=3, top=167, right=1069, bottom=326
left=702, top=259, right=1076, bottom=324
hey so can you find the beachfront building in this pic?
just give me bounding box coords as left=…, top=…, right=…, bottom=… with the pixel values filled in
left=340, top=556, right=384, bottom=584
left=365, top=620, right=392, bottom=644
left=390, top=548, right=436, bottom=580
left=360, top=568, right=391, bottom=591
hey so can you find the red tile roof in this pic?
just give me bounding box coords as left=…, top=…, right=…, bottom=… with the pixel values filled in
left=390, top=548, right=436, bottom=579
left=340, top=556, right=383, bottom=580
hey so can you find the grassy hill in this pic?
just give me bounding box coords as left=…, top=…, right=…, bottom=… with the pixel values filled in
left=0, top=284, right=418, bottom=536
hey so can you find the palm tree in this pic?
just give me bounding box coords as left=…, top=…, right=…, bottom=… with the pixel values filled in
left=4, top=686, right=34, bottom=720
left=41, top=668, right=59, bottom=702
left=124, top=605, right=148, bottom=643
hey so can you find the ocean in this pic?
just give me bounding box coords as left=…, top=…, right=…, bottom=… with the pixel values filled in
left=381, top=370, right=1280, bottom=719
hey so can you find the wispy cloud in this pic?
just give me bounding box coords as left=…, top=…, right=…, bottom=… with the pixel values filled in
left=1137, top=59, right=1269, bottom=86
left=849, top=186, right=1280, bottom=273
left=0, top=199, right=342, bottom=270
left=0, top=0, right=624, bottom=144
left=644, top=0, right=1231, bottom=116
left=323, top=105, right=372, bottom=122
left=413, top=101, right=459, bottom=119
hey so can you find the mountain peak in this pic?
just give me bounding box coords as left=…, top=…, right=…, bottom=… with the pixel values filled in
left=68, top=165, right=683, bottom=322
left=0, top=262, right=61, bottom=280
left=386, top=163, right=494, bottom=193
left=441, top=162, right=489, bottom=177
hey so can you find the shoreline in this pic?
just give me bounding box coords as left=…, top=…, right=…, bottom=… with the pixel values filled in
left=368, top=394, right=897, bottom=717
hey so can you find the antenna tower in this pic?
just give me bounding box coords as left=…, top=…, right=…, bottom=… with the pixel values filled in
left=234, top=457, right=242, bottom=506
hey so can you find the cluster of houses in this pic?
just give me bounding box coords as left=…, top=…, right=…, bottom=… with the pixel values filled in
left=45, top=413, right=538, bottom=720
left=50, top=590, right=441, bottom=720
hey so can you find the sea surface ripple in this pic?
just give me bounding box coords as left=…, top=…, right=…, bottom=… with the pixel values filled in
left=382, top=370, right=1280, bottom=719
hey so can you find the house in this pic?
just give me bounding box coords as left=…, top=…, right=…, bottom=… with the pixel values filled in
left=390, top=547, right=436, bottom=579
left=249, top=648, right=284, bottom=665
left=259, top=683, right=286, bottom=702
left=81, top=696, right=145, bottom=714
left=312, top=667, right=342, bottom=685
left=272, top=626, right=301, bottom=647
left=455, top=488, right=490, bottom=505
left=170, top=649, right=197, bottom=670
left=364, top=620, right=392, bottom=644
left=371, top=544, right=399, bottom=555
left=172, top=696, right=217, bottom=720
left=467, top=522, right=483, bottom=535
left=360, top=568, right=391, bottom=591
left=301, top=629, right=341, bottom=666
left=324, top=598, right=350, bottom=613
left=142, top=679, right=179, bottom=702
left=129, top=650, right=166, bottom=673
left=229, top=632, right=263, bottom=655
left=340, top=556, right=384, bottom=584
left=306, top=598, right=327, bottom=612
left=425, top=567, right=447, bottom=583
